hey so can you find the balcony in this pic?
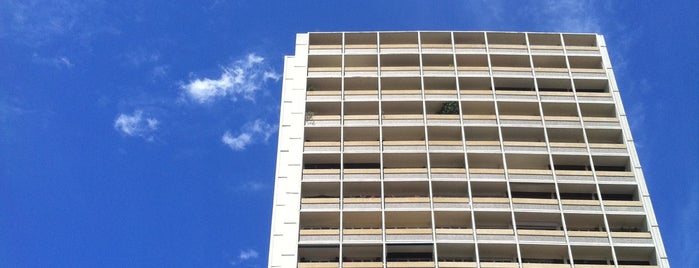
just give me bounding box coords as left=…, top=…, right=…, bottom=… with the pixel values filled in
left=386, top=262, right=434, bottom=268
left=507, top=169, right=554, bottom=183
left=344, top=141, right=379, bottom=153
left=426, top=114, right=460, bottom=126
left=306, top=115, right=341, bottom=127
left=303, top=169, right=341, bottom=181
left=308, top=44, right=342, bottom=55
left=343, top=115, right=379, bottom=127
left=385, top=228, right=433, bottom=241
left=433, top=197, right=470, bottom=209
left=298, top=228, right=340, bottom=243
left=298, top=262, right=340, bottom=268
left=488, top=44, right=528, bottom=54
left=535, top=67, right=570, bottom=79
left=381, top=66, right=421, bottom=77
left=383, top=140, right=426, bottom=152
left=472, top=197, right=510, bottom=210
left=465, top=141, right=501, bottom=154
left=381, top=90, right=422, bottom=101
left=423, top=66, right=455, bottom=76
left=345, top=44, right=378, bottom=54
left=577, top=92, right=614, bottom=103
left=437, top=261, right=477, bottom=268
left=345, top=67, right=378, bottom=77
left=571, top=68, right=607, bottom=79
left=342, top=228, right=382, bottom=242
left=343, top=197, right=381, bottom=210
left=380, top=44, right=419, bottom=54
left=589, top=143, right=627, bottom=155
left=565, top=45, right=600, bottom=56
left=342, top=262, right=383, bottom=268
left=382, top=114, right=424, bottom=126
left=469, top=168, right=505, bottom=181
left=611, top=231, right=654, bottom=246
left=421, top=43, right=453, bottom=53
left=595, top=171, right=635, bottom=184
left=343, top=168, right=380, bottom=181
left=457, top=66, right=490, bottom=77
left=555, top=170, right=595, bottom=183
left=603, top=200, right=645, bottom=214
left=549, top=142, right=587, bottom=155
left=530, top=45, right=564, bottom=55
left=512, top=198, right=559, bottom=211
left=539, top=91, right=575, bottom=102
left=462, top=115, right=497, bottom=126
left=304, top=141, right=341, bottom=153
left=544, top=116, right=581, bottom=128
left=498, top=115, right=543, bottom=128
left=430, top=168, right=467, bottom=180
left=307, top=90, right=342, bottom=102
left=435, top=228, right=474, bottom=241
left=308, top=67, right=342, bottom=78
left=567, top=230, right=609, bottom=244
left=503, top=141, right=547, bottom=154
left=344, top=90, right=379, bottom=101
left=492, top=67, right=533, bottom=78
left=495, top=90, right=538, bottom=102
left=385, top=197, right=431, bottom=210
left=454, top=43, right=486, bottom=54
left=301, top=198, right=340, bottom=211
left=561, top=199, right=601, bottom=213
left=517, top=229, right=566, bottom=244
left=476, top=228, right=516, bottom=242
left=582, top=116, right=620, bottom=129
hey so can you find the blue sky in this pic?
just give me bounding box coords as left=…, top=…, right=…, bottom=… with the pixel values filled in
left=1, top=1, right=697, bottom=267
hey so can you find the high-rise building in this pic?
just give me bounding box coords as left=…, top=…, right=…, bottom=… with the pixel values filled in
left=268, top=31, right=668, bottom=268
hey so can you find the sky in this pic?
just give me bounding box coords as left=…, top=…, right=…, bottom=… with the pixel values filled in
left=0, top=1, right=697, bottom=267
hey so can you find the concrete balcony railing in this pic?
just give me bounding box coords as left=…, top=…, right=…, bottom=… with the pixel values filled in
left=507, top=169, right=554, bottom=182
left=421, top=43, right=453, bottom=49
left=611, top=231, right=654, bottom=245
left=308, top=67, right=342, bottom=77
left=549, top=142, right=588, bottom=155
left=457, top=66, right=490, bottom=77
left=306, top=115, right=341, bottom=127
left=304, top=141, right=341, bottom=153
left=298, top=262, right=340, bottom=268
left=384, top=197, right=431, bottom=209
left=595, top=170, right=635, bottom=183
left=385, top=228, right=433, bottom=241
left=603, top=200, right=645, bottom=214
left=544, top=115, right=582, bottom=128
left=424, top=89, right=458, bottom=100
left=344, top=90, right=379, bottom=101
left=380, top=66, right=421, bottom=76
left=381, top=89, right=422, bottom=99
left=437, top=261, right=478, bottom=268
left=426, top=114, right=460, bottom=125
left=472, top=197, right=510, bottom=210
left=382, top=114, right=424, bottom=126
left=343, top=197, right=381, bottom=210
left=555, top=170, right=595, bottom=183
left=492, top=66, right=533, bottom=78
left=567, top=230, right=610, bottom=244
left=435, top=228, right=473, bottom=241
left=571, top=68, right=607, bottom=79
left=462, top=114, right=497, bottom=126
left=307, top=90, right=342, bottom=101
left=454, top=43, right=486, bottom=53
left=478, top=262, right=519, bottom=268
left=342, top=262, right=383, bottom=268
left=577, top=92, right=614, bottom=103
left=342, top=228, right=382, bottom=242
left=430, top=168, right=467, bottom=180
left=502, top=141, right=547, bottom=154
left=468, top=168, right=506, bottom=180
left=466, top=141, right=501, bottom=153
left=303, top=169, right=341, bottom=181
left=495, top=90, right=538, bottom=101
left=428, top=140, right=463, bottom=152
left=582, top=116, right=620, bottom=129
left=530, top=45, right=564, bottom=54
left=498, top=115, right=543, bottom=127
left=488, top=44, right=528, bottom=54
left=517, top=229, right=566, bottom=243
left=343, top=168, right=380, bottom=181
left=379, top=43, right=419, bottom=53
left=589, top=143, right=628, bottom=155
left=386, top=261, right=435, bottom=268
left=433, top=197, right=470, bottom=209
left=475, top=228, right=516, bottom=242
left=345, top=44, right=378, bottom=54
left=383, top=140, right=426, bottom=152
left=298, top=228, right=340, bottom=243
left=521, top=264, right=570, bottom=268
left=512, top=198, right=559, bottom=211
left=539, top=91, right=575, bottom=102
left=344, top=115, right=379, bottom=126
left=308, top=44, right=342, bottom=55
left=561, top=199, right=602, bottom=213
left=301, top=198, right=340, bottom=210
left=565, top=45, right=600, bottom=56
left=344, top=66, right=378, bottom=77
left=343, top=141, right=380, bottom=153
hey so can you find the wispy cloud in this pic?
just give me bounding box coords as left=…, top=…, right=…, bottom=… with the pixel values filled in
left=221, top=119, right=275, bottom=151
left=228, top=249, right=259, bottom=266
left=181, top=53, right=280, bottom=103
left=535, top=0, right=602, bottom=33
left=32, top=53, right=74, bottom=69
left=114, top=110, right=159, bottom=141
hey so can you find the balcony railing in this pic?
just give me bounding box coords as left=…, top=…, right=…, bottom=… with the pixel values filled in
left=462, top=115, right=497, bottom=126
left=571, top=68, right=607, bottom=79
left=298, top=228, right=340, bottom=242
left=472, top=197, right=510, bottom=210
left=457, top=66, right=490, bottom=77
left=549, top=142, right=588, bottom=155
left=512, top=198, right=559, bottom=211
left=495, top=90, right=538, bottom=102
left=342, top=228, right=382, bottom=242
left=344, top=115, right=379, bottom=126
left=492, top=66, right=533, bottom=78
left=385, top=228, right=433, bottom=241
left=299, top=262, right=340, bottom=268
left=435, top=228, right=473, bottom=241
left=383, top=140, right=426, bottom=152
left=567, top=230, right=609, bottom=244
left=344, top=141, right=380, bottom=153
left=307, top=90, right=342, bottom=101
left=466, top=141, right=501, bottom=153
left=437, top=261, right=477, bottom=268
left=426, top=114, right=460, bottom=125
left=306, top=115, right=341, bottom=127
left=301, top=198, right=340, bottom=210
left=611, top=231, right=654, bottom=245
left=342, top=262, right=383, bottom=268
left=304, top=141, right=341, bottom=153
left=433, top=197, right=470, bottom=209
left=343, top=197, right=381, bottom=209
left=539, top=91, right=575, bottom=102
left=603, top=200, right=644, bottom=214
left=582, top=116, right=620, bottom=129
left=507, top=169, right=553, bottom=182
left=595, top=171, right=635, bottom=183
left=386, top=261, right=434, bottom=268
left=343, top=168, right=380, bottom=181
left=498, top=115, right=543, bottom=127
left=430, top=168, right=467, bottom=180
left=502, top=141, right=547, bottom=154
left=517, top=229, right=566, bottom=243
left=344, top=90, right=378, bottom=101
left=577, top=92, right=614, bottom=103
left=385, top=197, right=431, bottom=209
left=303, top=169, right=341, bottom=181
left=468, top=168, right=505, bottom=180
left=475, top=228, right=516, bottom=242
left=555, top=170, right=594, bottom=183
left=561, top=199, right=601, bottom=213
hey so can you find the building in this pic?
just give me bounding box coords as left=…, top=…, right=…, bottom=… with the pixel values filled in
left=267, top=31, right=668, bottom=268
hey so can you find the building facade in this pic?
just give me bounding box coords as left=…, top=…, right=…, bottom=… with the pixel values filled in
left=268, top=31, right=668, bottom=268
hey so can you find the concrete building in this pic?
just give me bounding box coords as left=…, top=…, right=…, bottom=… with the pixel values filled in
left=268, top=31, right=668, bottom=268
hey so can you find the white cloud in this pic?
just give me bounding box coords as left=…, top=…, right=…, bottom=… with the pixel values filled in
left=221, top=119, right=275, bottom=151
left=114, top=110, right=159, bottom=141
left=239, top=249, right=259, bottom=260
left=181, top=53, right=280, bottom=103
